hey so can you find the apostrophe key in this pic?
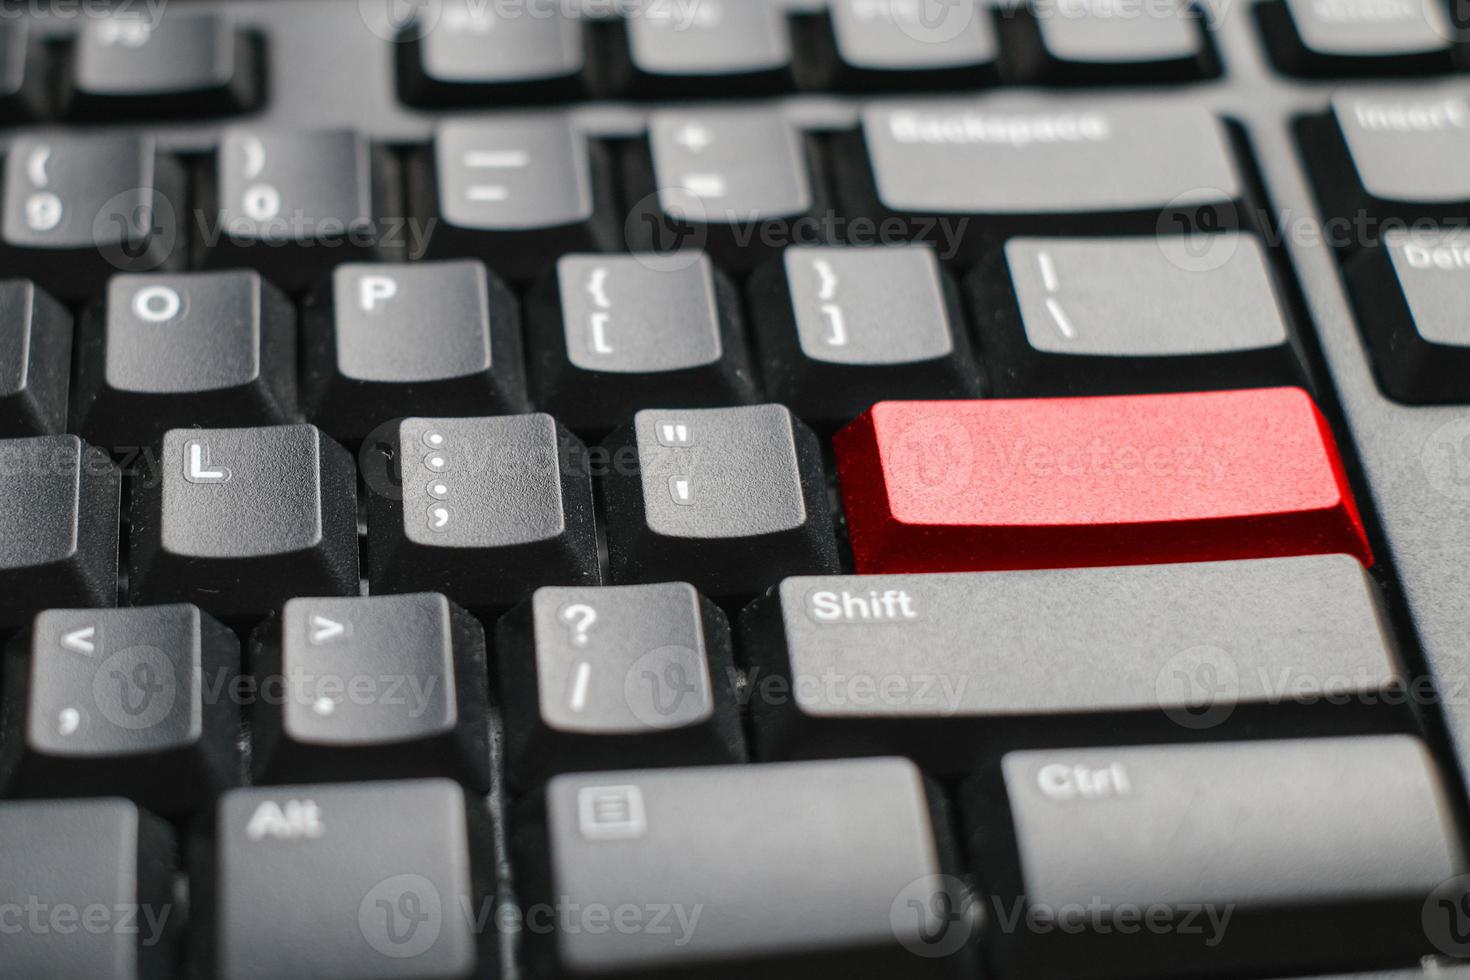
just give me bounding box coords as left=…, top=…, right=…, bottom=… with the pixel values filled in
left=602, top=405, right=840, bottom=598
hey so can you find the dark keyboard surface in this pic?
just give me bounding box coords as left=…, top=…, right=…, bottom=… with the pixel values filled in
left=4, top=0, right=1470, bottom=978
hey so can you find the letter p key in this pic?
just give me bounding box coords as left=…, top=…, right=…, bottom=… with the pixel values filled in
left=359, top=274, right=399, bottom=313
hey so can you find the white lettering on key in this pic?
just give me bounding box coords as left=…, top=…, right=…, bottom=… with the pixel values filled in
left=1037, top=762, right=1131, bottom=801
left=25, top=192, right=62, bottom=232
left=132, top=285, right=182, bottom=323
left=888, top=111, right=1112, bottom=149
left=1352, top=99, right=1470, bottom=133
left=184, top=441, right=231, bottom=484
left=246, top=800, right=325, bottom=841
left=808, top=588, right=919, bottom=623
left=358, top=275, right=399, bottom=313
left=61, top=626, right=97, bottom=655
left=821, top=304, right=848, bottom=347
left=1401, top=240, right=1470, bottom=270
left=578, top=785, right=647, bottom=840
left=26, top=146, right=50, bottom=188
left=590, top=312, right=614, bottom=354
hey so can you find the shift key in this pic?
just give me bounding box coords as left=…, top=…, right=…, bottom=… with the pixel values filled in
left=742, top=555, right=1407, bottom=773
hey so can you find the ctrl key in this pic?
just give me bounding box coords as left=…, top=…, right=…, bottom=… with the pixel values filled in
left=516, top=758, right=976, bottom=979
left=0, top=797, right=178, bottom=980
left=204, top=779, right=495, bottom=980
left=965, top=735, right=1465, bottom=978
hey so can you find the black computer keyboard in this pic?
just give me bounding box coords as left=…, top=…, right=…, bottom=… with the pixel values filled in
left=2, top=0, right=1470, bottom=978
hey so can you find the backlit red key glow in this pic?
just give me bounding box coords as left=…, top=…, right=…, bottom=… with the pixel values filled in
left=834, top=389, right=1372, bottom=574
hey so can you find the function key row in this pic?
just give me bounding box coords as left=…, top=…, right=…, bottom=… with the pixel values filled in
left=3, top=736, right=1462, bottom=979
left=397, top=0, right=1220, bottom=104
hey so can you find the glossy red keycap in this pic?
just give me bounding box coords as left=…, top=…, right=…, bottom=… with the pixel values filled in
left=834, top=388, right=1373, bottom=573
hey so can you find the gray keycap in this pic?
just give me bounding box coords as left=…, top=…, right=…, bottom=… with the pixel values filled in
left=745, top=555, right=1405, bottom=773
left=849, top=98, right=1240, bottom=257
left=1345, top=227, right=1470, bottom=401
left=558, top=253, right=724, bottom=374
left=603, top=405, right=840, bottom=597
left=497, top=582, right=745, bottom=789
left=785, top=245, right=954, bottom=364
left=0, top=798, right=177, bottom=980
left=304, top=260, right=526, bottom=438
left=217, top=129, right=371, bottom=235
left=69, top=9, right=257, bottom=116
left=637, top=110, right=816, bottom=271
left=249, top=593, right=491, bottom=789
left=366, top=415, right=601, bottom=608
left=1286, top=0, right=1453, bottom=56
left=1328, top=88, right=1470, bottom=207
left=0, top=434, right=119, bottom=627
left=830, top=0, right=998, bottom=71
left=972, top=233, right=1299, bottom=395
left=214, top=779, right=487, bottom=980
left=1032, top=0, right=1199, bottom=64
left=1, top=134, right=184, bottom=299
left=533, top=252, right=757, bottom=431
left=651, top=110, right=811, bottom=223
left=750, top=244, right=979, bottom=423
left=418, top=117, right=613, bottom=279
left=73, top=270, right=298, bottom=446
left=3, top=604, right=240, bottom=813
left=521, top=758, right=972, bottom=979
left=414, top=0, right=584, bottom=92
left=207, top=129, right=386, bottom=288
left=625, top=0, right=790, bottom=77
left=971, top=736, right=1463, bottom=978
left=129, top=424, right=360, bottom=617
left=1006, top=235, right=1285, bottom=355
left=0, top=280, right=71, bottom=436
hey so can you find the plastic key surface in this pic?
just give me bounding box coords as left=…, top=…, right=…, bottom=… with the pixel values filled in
left=835, top=389, right=1372, bottom=573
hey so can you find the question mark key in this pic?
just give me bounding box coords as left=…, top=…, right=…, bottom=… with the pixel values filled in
left=496, top=582, right=747, bottom=790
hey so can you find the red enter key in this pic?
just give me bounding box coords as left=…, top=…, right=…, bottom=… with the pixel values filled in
left=835, top=388, right=1372, bottom=573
